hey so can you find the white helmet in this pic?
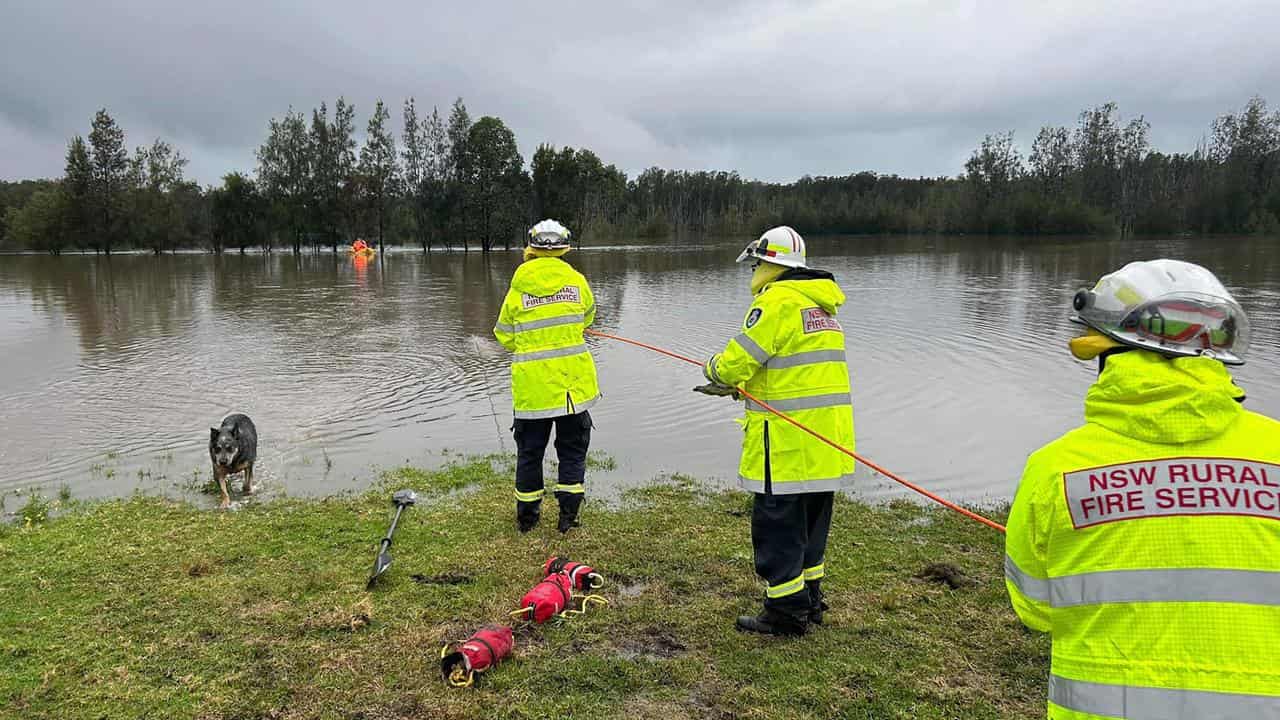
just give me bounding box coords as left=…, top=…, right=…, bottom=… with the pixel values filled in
left=736, top=226, right=807, bottom=269
left=528, top=219, right=572, bottom=249
left=1073, top=259, right=1249, bottom=365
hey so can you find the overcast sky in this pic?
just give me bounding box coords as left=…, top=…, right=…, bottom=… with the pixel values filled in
left=3, top=1, right=1278, bottom=185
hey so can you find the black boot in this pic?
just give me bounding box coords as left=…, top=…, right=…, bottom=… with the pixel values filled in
left=556, top=495, right=582, bottom=534
left=735, top=609, right=807, bottom=637
left=809, top=599, right=830, bottom=625
left=807, top=581, right=829, bottom=625
left=516, top=502, right=541, bottom=533
left=557, top=504, right=580, bottom=534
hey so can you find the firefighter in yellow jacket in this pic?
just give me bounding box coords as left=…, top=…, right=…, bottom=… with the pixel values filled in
left=1006, top=259, right=1280, bottom=718
left=697, top=226, right=855, bottom=636
left=494, top=219, right=599, bottom=534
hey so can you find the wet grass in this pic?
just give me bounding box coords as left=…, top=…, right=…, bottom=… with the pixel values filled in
left=0, top=456, right=1048, bottom=719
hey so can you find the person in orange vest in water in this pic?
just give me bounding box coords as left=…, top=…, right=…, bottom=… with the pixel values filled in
left=352, top=239, right=368, bottom=252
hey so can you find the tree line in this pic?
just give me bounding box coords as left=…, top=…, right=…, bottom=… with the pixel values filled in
left=2, top=97, right=1278, bottom=255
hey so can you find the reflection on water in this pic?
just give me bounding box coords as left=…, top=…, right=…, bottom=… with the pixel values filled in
left=1, top=235, right=1277, bottom=507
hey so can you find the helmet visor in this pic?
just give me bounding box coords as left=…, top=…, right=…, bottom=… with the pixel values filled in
left=529, top=232, right=571, bottom=249
left=736, top=238, right=768, bottom=263
left=1084, top=291, right=1250, bottom=364
left=1127, top=294, right=1249, bottom=356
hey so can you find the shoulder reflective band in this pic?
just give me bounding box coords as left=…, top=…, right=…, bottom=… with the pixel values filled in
left=512, top=343, right=588, bottom=363
left=746, top=393, right=851, bottom=413
left=1005, top=557, right=1280, bottom=608
left=507, top=314, right=585, bottom=334
left=766, top=348, right=847, bottom=369
left=732, top=332, right=772, bottom=365
left=1050, top=674, right=1280, bottom=719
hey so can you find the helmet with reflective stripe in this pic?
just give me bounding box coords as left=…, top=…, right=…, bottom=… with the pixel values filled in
left=528, top=219, right=572, bottom=249
left=1072, top=259, right=1250, bottom=365
left=736, top=226, right=807, bottom=268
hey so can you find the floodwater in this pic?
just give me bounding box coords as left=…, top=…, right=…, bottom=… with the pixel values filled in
left=1, top=236, right=1278, bottom=509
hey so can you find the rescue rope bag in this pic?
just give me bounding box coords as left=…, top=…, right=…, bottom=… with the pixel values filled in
left=544, top=555, right=604, bottom=590
left=511, top=567, right=609, bottom=623
left=440, top=625, right=514, bottom=687
left=511, top=572, right=574, bottom=623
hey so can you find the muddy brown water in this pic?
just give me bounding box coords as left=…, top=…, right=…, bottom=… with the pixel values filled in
left=2, top=235, right=1277, bottom=510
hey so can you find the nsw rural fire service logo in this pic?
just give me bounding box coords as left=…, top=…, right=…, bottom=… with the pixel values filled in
left=522, top=286, right=581, bottom=310
left=801, top=307, right=841, bottom=333
left=1063, top=458, right=1280, bottom=529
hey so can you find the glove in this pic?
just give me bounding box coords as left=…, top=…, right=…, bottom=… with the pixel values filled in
left=693, top=382, right=740, bottom=400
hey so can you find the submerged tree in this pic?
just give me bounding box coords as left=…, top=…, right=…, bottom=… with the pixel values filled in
left=464, top=116, right=526, bottom=252
left=62, top=135, right=94, bottom=250
left=445, top=98, right=472, bottom=250
left=256, top=108, right=311, bottom=254
left=1029, top=125, right=1072, bottom=197
left=1116, top=116, right=1151, bottom=238
left=531, top=145, right=627, bottom=243
left=210, top=172, right=263, bottom=254
left=401, top=98, right=429, bottom=252
left=87, top=109, right=129, bottom=254
left=5, top=186, right=70, bottom=254
left=130, top=139, right=190, bottom=254
left=358, top=99, right=400, bottom=252
left=330, top=98, right=360, bottom=247
left=964, top=131, right=1024, bottom=232
left=1211, top=97, right=1280, bottom=233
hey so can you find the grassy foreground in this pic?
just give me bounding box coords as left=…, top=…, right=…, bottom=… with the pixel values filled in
left=0, top=457, right=1048, bottom=719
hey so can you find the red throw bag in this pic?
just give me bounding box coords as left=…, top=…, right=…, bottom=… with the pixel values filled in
left=441, top=625, right=514, bottom=687
left=516, top=572, right=572, bottom=624
left=544, top=556, right=604, bottom=591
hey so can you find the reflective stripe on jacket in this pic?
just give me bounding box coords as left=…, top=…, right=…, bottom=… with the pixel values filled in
left=1005, top=350, right=1280, bottom=718
left=710, top=268, right=855, bottom=494
left=494, top=257, right=599, bottom=419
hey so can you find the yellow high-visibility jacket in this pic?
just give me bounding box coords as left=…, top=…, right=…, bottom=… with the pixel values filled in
left=1006, top=350, right=1280, bottom=719
left=708, top=268, right=855, bottom=494
left=493, top=257, right=599, bottom=419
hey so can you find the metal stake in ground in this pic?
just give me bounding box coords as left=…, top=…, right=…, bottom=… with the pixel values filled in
left=367, top=489, right=417, bottom=588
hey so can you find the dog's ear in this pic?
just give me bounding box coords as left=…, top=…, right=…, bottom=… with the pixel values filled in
left=210, top=427, right=219, bottom=442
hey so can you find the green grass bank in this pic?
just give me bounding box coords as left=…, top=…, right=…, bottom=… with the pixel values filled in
left=0, top=457, right=1048, bottom=719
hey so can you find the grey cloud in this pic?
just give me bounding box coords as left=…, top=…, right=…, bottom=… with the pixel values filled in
left=2, top=0, right=1278, bottom=184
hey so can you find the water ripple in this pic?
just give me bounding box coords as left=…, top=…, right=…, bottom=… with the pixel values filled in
left=1, top=237, right=1277, bottom=507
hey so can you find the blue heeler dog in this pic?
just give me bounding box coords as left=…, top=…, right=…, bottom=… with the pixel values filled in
left=208, top=414, right=258, bottom=508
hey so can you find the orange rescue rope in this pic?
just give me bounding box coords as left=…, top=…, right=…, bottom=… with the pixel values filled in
left=584, top=328, right=1007, bottom=534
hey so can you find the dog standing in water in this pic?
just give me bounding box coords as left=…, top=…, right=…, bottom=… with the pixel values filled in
left=208, top=414, right=258, bottom=508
